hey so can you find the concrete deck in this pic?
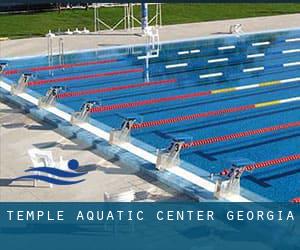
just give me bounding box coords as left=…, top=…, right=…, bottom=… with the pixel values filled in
left=1, top=14, right=299, bottom=58
left=0, top=14, right=299, bottom=201
left=0, top=101, right=190, bottom=201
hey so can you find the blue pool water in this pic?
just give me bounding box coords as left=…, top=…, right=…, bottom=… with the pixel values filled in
left=2, top=28, right=300, bottom=201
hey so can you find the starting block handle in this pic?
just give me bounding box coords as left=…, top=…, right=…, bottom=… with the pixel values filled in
left=38, top=86, right=64, bottom=108
left=71, top=100, right=99, bottom=124
left=156, top=139, right=185, bottom=170
left=11, top=73, right=32, bottom=95
left=109, top=117, right=138, bottom=145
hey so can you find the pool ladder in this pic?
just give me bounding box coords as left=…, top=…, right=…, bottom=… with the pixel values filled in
left=47, top=36, right=65, bottom=75
left=58, top=38, right=65, bottom=69
left=47, top=36, right=53, bottom=75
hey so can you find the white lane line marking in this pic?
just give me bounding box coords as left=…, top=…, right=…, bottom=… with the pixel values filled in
left=235, top=84, right=260, bottom=90
left=200, top=72, right=223, bottom=78
left=166, top=63, right=188, bottom=69
left=281, top=77, right=300, bottom=83
left=283, top=61, right=300, bottom=67
left=285, top=38, right=300, bottom=42
left=247, top=53, right=265, bottom=58
left=190, top=49, right=200, bottom=54
left=243, top=67, right=264, bottom=73
left=282, top=49, right=300, bottom=54
left=208, top=58, right=228, bottom=63
left=280, top=97, right=300, bottom=103
left=218, top=45, right=235, bottom=50
left=178, top=51, right=189, bottom=55
left=137, top=54, right=159, bottom=60
left=252, top=41, right=270, bottom=46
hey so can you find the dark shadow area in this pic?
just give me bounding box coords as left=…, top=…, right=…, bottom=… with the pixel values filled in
left=1, top=122, right=26, bottom=129
left=26, top=124, right=54, bottom=130
left=77, top=163, right=137, bottom=175
left=207, top=132, right=300, bottom=157
left=261, top=167, right=300, bottom=182
left=0, top=108, right=25, bottom=114
left=244, top=175, right=271, bottom=188
left=96, top=32, right=141, bottom=37
left=211, top=31, right=231, bottom=35
left=1, top=122, right=53, bottom=130
left=0, top=178, right=36, bottom=188
left=33, top=141, right=60, bottom=149
left=97, top=43, right=123, bottom=47
left=157, top=105, right=300, bottom=137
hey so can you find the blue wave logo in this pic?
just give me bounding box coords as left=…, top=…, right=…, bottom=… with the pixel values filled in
left=13, top=159, right=86, bottom=185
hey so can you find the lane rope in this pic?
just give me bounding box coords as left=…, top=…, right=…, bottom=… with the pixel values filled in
left=28, top=68, right=143, bottom=86
left=292, top=197, right=300, bottom=203
left=3, top=59, right=118, bottom=75
left=182, top=121, right=300, bottom=148
left=242, top=154, right=300, bottom=172
left=90, top=77, right=300, bottom=113
left=57, top=78, right=177, bottom=98
left=131, top=96, right=300, bottom=129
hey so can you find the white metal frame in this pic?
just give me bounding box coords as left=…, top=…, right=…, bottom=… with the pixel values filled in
left=93, top=3, right=162, bottom=32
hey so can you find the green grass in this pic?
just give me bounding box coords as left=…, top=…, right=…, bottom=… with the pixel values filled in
left=0, top=4, right=300, bottom=39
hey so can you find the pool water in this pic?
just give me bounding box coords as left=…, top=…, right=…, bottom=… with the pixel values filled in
left=2, top=28, right=300, bottom=201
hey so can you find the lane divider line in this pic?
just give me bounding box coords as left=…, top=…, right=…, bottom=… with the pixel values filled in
left=57, top=78, right=177, bottom=99
left=28, top=68, right=144, bottom=86
left=182, top=121, right=300, bottom=148
left=242, top=154, right=300, bottom=172
left=90, top=77, right=300, bottom=114
left=3, top=59, right=118, bottom=75
left=131, top=96, right=300, bottom=129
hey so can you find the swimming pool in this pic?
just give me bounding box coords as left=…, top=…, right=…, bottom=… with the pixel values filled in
left=1, top=28, right=300, bottom=202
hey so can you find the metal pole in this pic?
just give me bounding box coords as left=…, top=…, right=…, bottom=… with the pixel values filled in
left=141, top=3, right=148, bottom=32
left=94, top=5, right=97, bottom=32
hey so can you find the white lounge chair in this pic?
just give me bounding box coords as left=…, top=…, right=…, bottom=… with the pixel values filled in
left=27, top=148, right=67, bottom=188
left=103, top=190, right=135, bottom=202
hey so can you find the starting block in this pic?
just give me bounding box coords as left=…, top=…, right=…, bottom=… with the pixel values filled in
left=38, top=86, right=65, bottom=108
left=71, top=101, right=99, bottom=124
left=0, top=62, right=7, bottom=74
left=214, top=158, right=254, bottom=199
left=156, top=135, right=192, bottom=170
left=11, top=73, right=32, bottom=95
left=109, top=114, right=143, bottom=145
left=229, top=24, right=243, bottom=35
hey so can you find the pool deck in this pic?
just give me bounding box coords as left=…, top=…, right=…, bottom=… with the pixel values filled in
left=0, top=14, right=299, bottom=202
left=0, top=101, right=190, bottom=201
